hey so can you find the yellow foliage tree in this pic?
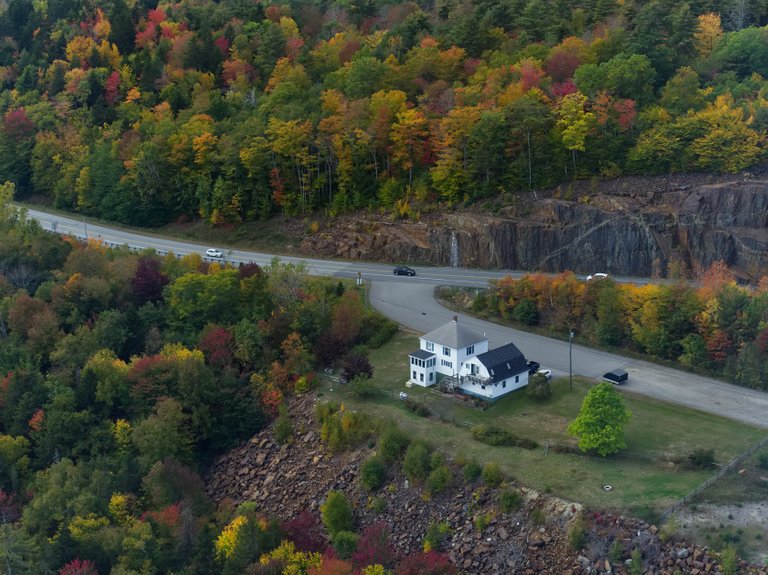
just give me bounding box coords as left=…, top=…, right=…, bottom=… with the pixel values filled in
left=259, top=540, right=322, bottom=574
left=215, top=515, right=248, bottom=560
left=693, top=13, right=723, bottom=57
left=65, top=36, right=96, bottom=65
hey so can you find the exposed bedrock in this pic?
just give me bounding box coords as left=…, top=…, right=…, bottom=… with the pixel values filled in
left=301, top=177, right=768, bottom=278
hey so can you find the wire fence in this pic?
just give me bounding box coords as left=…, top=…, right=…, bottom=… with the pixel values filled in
left=659, top=434, right=768, bottom=523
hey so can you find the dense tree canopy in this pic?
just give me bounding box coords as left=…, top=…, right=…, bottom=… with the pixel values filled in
left=0, top=198, right=403, bottom=572
left=473, top=270, right=768, bottom=388
left=0, top=0, right=766, bottom=225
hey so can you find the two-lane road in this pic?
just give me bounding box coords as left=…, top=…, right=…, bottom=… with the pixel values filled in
left=20, top=206, right=768, bottom=429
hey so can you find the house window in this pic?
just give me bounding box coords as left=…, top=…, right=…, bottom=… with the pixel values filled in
left=420, top=373, right=424, bottom=382
left=412, top=371, right=416, bottom=379
left=411, top=357, right=414, bottom=365
left=470, top=364, right=478, bottom=375
left=443, top=346, right=450, bottom=356
left=481, top=385, right=486, bottom=390
left=429, top=373, right=434, bottom=382
left=441, top=359, right=452, bottom=368
left=502, top=382, right=506, bottom=388
left=426, top=341, right=434, bottom=352
left=466, top=345, right=474, bottom=355
left=515, top=375, right=519, bottom=383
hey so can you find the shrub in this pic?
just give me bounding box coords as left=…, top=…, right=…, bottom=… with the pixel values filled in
left=609, top=538, right=623, bottom=562
left=378, top=426, right=410, bottom=462
left=321, top=490, right=354, bottom=536
left=568, top=515, right=586, bottom=550
left=659, top=515, right=679, bottom=543
left=349, top=375, right=378, bottom=399
left=282, top=511, right=325, bottom=553
left=526, top=372, right=552, bottom=401
left=360, top=456, right=387, bottom=491
left=629, top=549, right=643, bottom=575
left=395, top=551, right=457, bottom=575
left=688, top=448, right=716, bottom=469
left=481, top=462, right=503, bottom=487
left=341, top=351, right=373, bottom=383
left=461, top=460, right=482, bottom=483
left=274, top=404, right=293, bottom=444
left=474, top=512, right=491, bottom=532
left=403, top=398, right=431, bottom=417
left=426, top=465, right=452, bottom=495
left=352, top=522, right=396, bottom=569
left=472, top=426, right=538, bottom=449
left=512, top=298, right=538, bottom=325
left=721, top=545, right=737, bottom=575
left=332, top=530, right=359, bottom=559
left=530, top=508, right=545, bottom=526
left=318, top=403, right=374, bottom=453
left=368, top=496, right=386, bottom=513
left=403, top=442, right=431, bottom=483
left=360, top=315, right=399, bottom=349
left=423, top=521, right=450, bottom=552
left=498, top=488, right=521, bottom=513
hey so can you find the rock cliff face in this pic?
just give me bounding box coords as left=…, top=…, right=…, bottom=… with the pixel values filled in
left=300, top=174, right=768, bottom=278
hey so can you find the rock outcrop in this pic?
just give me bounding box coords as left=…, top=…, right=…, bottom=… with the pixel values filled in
left=203, top=395, right=767, bottom=574
left=299, top=173, right=768, bottom=279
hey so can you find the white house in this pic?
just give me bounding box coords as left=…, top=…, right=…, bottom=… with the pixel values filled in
left=408, top=317, right=488, bottom=387
left=408, top=317, right=530, bottom=402
left=458, top=342, right=529, bottom=401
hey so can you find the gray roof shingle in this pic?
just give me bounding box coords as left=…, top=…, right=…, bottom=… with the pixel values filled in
left=421, top=319, right=486, bottom=349
left=410, top=349, right=436, bottom=360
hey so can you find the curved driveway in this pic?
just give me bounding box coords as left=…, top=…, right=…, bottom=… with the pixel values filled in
left=21, top=206, right=768, bottom=429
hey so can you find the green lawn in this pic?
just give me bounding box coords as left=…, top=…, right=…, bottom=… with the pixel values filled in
left=319, top=331, right=765, bottom=516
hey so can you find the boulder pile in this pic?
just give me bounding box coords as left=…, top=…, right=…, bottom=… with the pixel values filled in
left=203, top=395, right=765, bottom=574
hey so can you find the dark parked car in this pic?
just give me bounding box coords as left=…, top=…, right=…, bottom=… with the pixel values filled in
left=527, top=360, right=540, bottom=374
left=393, top=266, right=416, bottom=276
left=603, top=369, right=628, bottom=385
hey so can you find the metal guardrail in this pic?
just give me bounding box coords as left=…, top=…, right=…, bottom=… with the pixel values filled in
left=659, top=435, right=768, bottom=523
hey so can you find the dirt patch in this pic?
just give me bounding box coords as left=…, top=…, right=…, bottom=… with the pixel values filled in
left=675, top=501, right=768, bottom=564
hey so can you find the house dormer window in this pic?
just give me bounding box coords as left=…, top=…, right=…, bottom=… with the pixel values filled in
left=426, top=341, right=434, bottom=352
left=443, top=346, right=450, bottom=356
left=466, top=345, right=474, bottom=355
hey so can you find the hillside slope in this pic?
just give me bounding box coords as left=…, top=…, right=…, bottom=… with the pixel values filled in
left=203, top=395, right=762, bottom=574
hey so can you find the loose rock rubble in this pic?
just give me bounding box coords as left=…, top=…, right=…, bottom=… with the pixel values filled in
left=203, top=395, right=765, bottom=573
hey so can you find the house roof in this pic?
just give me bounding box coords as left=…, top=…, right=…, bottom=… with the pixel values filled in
left=475, top=342, right=528, bottom=383
left=421, top=319, right=485, bottom=349
left=410, top=349, right=435, bottom=360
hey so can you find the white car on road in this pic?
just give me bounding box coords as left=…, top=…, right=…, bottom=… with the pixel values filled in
left=205, top=248, right=223, bottom=258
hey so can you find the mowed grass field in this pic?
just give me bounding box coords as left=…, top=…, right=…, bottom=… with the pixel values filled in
left=318, top=331, right=765, bottom=517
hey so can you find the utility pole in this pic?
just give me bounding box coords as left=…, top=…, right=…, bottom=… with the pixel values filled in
left=569, top=329, right=574, bottom=391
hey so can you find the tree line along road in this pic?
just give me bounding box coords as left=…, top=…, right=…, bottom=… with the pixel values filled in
left=20, top=205, right=768, bottom=429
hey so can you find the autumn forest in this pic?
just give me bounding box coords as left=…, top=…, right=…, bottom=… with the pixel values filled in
left=3, top=0, right=768, bottom=572
left=0, top=0, right=767, bottom=226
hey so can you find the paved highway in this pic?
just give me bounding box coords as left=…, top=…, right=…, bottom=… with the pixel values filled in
left=21, top=206, right=768, bottom=429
